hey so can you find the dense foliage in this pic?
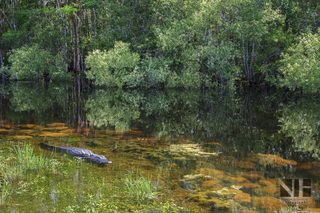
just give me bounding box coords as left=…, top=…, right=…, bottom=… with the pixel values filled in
left=8, top=44, right=70, bottom=81
left=0, top=0, right=319, bottom=90
left=279, top=30, right=320, bottom=93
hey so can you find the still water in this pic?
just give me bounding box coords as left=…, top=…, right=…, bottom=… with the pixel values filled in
left=0, top=82, right=320, bottom=212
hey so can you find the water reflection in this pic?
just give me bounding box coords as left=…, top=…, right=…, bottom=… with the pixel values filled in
left=86, top=89, right=142, bottom=131
left=279, top=96, right=320, bottom=159
left=1, top=82, right=320, bottom=212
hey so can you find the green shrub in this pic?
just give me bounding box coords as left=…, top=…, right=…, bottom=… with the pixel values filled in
left=125, top=56, right=170, bottom=87
left=279, top=30, right=320, bottom=93
left=86, top=41, right=140, bottom=87
left=8, top=44, right=70, bottom=81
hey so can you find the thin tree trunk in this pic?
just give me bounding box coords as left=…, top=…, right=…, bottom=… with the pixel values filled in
left=77, top=78, right=80, bottom=123
left=242, top=38, right=248, bottom=78
left=73, top=20, right=80, bottom=72
left=0, top=9, right=12, bottom=29
left=78, top=18, right=84, bottom=72
left=243, top=38, right=255, bottom=81
left=65, top=85, right=69, bottom=126
left=91, top=8, right=96, bottom=40
left=85, top=10, right=89, bottom=37
left=63, top=22, right=67, bottom=72
left=57, top=0, right=68, bottom=73
left=72, top=22, right=75, bottom=70
left=11, top=0, right=17, bottom=31
left=246, top=39, right=250, bottom=79
left=42, top=0, right=47, bottom=18
left=0, top=48, right=3, bottom=68
left=249, top=40, right=255, bottom=79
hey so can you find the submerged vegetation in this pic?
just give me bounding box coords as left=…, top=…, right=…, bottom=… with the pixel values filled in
left=0, top=0, right=320, bottom=91
left=0, top=142, right=187, bottom=212
left=63, top=170, right=185, bottom=213
left=0, top=143, right=56, bottom=206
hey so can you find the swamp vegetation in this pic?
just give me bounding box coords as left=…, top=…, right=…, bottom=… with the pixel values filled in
left=0, top=82, right=319, bottom=212
left=1, top=0, right=320, bottom=212
left=0, top=0, right=320, bottom=91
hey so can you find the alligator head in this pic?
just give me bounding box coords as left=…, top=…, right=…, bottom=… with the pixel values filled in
left=90, top=154, right=113, bottom=164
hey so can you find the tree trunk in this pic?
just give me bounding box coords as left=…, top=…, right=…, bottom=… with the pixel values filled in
left=0, top=46, right=4, bottom=84
left=65, top=85, right=69, bottom=126
left=91, top=8, right=96, bottom=40
left=63, top=23, right=67, bottom=72
left=57, top=0, right=68, bottom=73
left=249, top=40, right=255, bottom=80
left=85, top=10, right=89, bottom=37
left=78, top=18, right=84, bottom=72
left=73, top=20, right=80, bottom=72
left=0, top=48, right=3, bottom=68
left=243, top=38, right=248, bottom=78
left=42, top=0, right=47, bottom=18
left=242, top=38, right=255, bottom=81
left=11, top=0, right=17, bottom=31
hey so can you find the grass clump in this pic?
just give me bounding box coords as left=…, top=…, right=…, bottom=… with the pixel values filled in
left=13, top=143, right=51, bottom=171
left=0, top=183, right=13, bottom=206
left=2, top=143, right=53, bottom=183
left=124, top=169, right=158, bottom=203
left=0, top=143, right=55, bottom=206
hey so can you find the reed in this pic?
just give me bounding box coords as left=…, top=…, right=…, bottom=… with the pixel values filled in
left=0, top=183, right=13, bottom=206
left=2, top=144, right=52, bottom=185
left=124, top=169, right=158, bottom=203
left=13, top=143, right=52, bottom=171
left=0, top=144, right=53, bottom=206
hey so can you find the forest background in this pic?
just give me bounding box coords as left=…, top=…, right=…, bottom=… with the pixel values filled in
left=0, top=0, right=319, bottom=92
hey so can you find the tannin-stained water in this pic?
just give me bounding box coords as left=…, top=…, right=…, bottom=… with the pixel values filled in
left=0, top=82, right=320, bottom=212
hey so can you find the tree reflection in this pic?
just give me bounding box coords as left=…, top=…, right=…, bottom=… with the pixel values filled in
left=279, top=97, right=320, bottom=158
left=85, top=89, right=142, bottom=131
left=7, top=82, right=314, bottom=160
left=85, top=87, right=281, bottom=154
left=8, top=82, right=70, bottom=123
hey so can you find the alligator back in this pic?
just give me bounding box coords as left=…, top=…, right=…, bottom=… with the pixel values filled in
left=41, top=143, right=112, bottom=164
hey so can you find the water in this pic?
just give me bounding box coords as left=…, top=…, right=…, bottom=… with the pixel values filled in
left=0, top=82, right=320, bottom=212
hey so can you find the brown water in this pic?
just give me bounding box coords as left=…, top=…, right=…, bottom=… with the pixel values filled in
left=1, top=82, right=320, bottom=212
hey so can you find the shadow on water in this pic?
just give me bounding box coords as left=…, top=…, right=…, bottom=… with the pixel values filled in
left=0, top=82, right=320, bottom=212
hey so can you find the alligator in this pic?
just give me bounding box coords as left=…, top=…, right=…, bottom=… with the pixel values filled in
left=41, top=143, right=112, bottom=164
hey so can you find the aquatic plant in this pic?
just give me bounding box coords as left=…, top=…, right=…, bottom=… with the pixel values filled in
left=13, top=143, right=52, bottom=171
left=0, top=183, right=13, bottom=206
left=0, top=143, right=57, bottom=207
left=124, top=169, right=158, bottom=203
left=63, top=194, right=184, bottom=213
left=1, top=144, right=53, bottom=183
